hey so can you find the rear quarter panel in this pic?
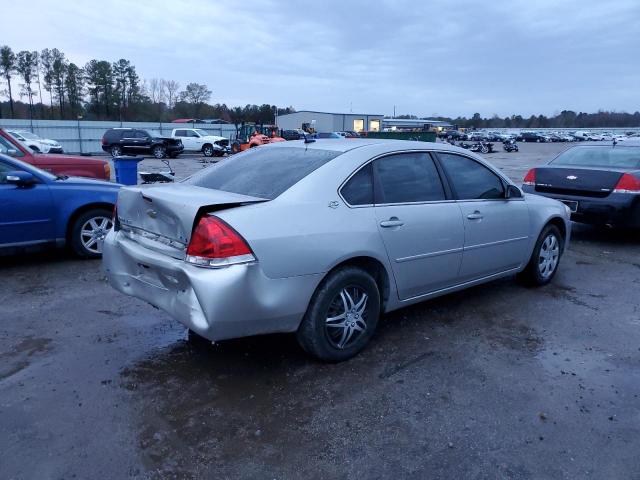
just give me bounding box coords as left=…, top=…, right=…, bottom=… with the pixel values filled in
left=49, top=185, right=119, bottom=239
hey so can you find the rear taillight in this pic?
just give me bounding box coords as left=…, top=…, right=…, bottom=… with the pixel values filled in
left=523, top=168, right=536, bottom=186
left=613, top=173, right=640, bottom=193
left=185, top=215, right=255, bottom=267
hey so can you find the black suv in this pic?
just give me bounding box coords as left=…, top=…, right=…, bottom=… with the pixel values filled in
left=520, top=132, right=548, bottom=143
left=101, top=128, right=184, bottom=158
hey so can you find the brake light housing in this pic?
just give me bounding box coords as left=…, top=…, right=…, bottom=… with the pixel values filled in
left=185, top=215, right=255, bottom=267
left=613, top=173, right=640, bottom=194
left=523, top=168, right=536, bottom=186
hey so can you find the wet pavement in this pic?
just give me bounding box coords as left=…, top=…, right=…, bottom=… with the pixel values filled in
left=2, top=143, right=640, bottom=479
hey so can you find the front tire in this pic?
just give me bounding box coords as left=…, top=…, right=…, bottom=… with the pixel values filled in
left=517, top=224, right=563, bottom=286
left=297, top=267, right=380, bottom=362
left=152, top=145, right=167, bottom=159
left=70, top=208, right=113, bottom=258
left=202, top=144, right=214, bottom=157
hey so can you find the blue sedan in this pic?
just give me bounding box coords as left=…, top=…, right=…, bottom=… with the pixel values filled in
left=0, top=154, right=121, bottom=257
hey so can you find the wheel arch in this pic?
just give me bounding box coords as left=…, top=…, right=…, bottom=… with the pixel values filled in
left=319, top=255, right=391, bottom=313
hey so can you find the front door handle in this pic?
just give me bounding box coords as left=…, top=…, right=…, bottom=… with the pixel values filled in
left=467, top=211, right=483, bottom=220
left=380, top=217, right=404, bottom=228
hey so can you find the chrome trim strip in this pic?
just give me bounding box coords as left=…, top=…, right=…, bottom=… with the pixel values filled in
left=396, top=246, right=463, bottom=263
left=463, top=236, right=529, bottom=251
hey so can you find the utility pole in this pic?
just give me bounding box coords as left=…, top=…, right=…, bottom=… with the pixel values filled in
left=393, top=105, right=396, bottom=117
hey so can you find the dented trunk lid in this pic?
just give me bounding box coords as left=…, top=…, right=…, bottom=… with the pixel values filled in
left=116, top=183, right=266, bottom=256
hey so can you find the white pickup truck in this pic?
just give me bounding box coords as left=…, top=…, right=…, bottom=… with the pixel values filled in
left=170, top=128, right=229, bottom=157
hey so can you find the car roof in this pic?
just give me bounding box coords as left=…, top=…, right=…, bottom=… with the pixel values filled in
left=263, top=138, right=477, bottom=155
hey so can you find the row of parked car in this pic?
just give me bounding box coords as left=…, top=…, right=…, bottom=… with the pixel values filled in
left=441, top=130, right=640, bottom=143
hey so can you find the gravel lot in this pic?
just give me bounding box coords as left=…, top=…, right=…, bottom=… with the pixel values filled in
left=2, top=141, right=640, bottom=479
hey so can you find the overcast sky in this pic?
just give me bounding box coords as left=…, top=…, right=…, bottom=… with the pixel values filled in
left=4, top=0, right=639, bottom=117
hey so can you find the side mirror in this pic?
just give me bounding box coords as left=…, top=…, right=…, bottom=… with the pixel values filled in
left=6, top=171, right=37, bottom=187
left=7, top=149, right=18, bottom=157
left=506, top=184, right=523, bottom=199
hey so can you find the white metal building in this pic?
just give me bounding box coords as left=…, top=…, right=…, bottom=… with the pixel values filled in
left=276, top=110, right=384, bottom=133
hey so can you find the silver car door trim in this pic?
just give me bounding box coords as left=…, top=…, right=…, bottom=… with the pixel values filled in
left=463, top=236, right=529, bottom=252
left=396, top=246, right=464, bottom=263
left=401, top=266, right=521, bottom=303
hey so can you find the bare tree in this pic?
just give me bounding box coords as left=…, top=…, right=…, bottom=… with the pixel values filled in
left=0, top=45, right=16, bottom=118
left=164, top=79, right=180, bottom=109
left=149, top=78, right=163, bottom=104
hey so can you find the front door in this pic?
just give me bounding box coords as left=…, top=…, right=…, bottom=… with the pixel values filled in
left=0, top=160, right=55, bottom=246
left=437, top=152, right=530, bottom=281
left=372, top=152, right=465, bottom=300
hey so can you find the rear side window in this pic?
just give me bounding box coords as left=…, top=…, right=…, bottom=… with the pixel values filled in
left=439, top=153, right=505, bottom=200
left=373, top=152, right=445, bottom=204
left=183, top=147, right=340, bottom=199
left=341, top=163, right=373, bottom=205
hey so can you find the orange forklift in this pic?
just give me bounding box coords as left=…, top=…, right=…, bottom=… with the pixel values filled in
left=230, top=124, right=285, bottom=154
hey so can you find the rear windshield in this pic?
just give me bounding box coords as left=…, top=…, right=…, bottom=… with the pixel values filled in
left=183, top=147, right=340, bottom=199
left=552, top=147, right=640, bottom=169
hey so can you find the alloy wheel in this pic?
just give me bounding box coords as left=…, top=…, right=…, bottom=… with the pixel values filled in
left=325, top=286, right=369, bottom=349
left=80, top=216, right=113, bottom=254
left=538, top=234, right=559, bottom=279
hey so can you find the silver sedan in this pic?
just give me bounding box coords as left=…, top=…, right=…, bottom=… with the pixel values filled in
left=103, top=140, right=571, bottom=361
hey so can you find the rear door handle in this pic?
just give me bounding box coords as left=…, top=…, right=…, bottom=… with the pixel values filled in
left=380, top=218, right=404, bottom=228
left=467, top=211, right=483, bottom=220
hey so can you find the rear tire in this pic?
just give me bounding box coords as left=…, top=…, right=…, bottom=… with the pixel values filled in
left=70, top=208, right=113, bottom=258
left=517, top=224, right=563, bottom=286
left=297, top=267, right=380, bottom=362
left=110, top=145, right=122, bottom=157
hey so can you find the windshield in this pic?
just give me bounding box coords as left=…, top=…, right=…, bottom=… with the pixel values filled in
left=183, top=147, right=341, bottom=199
left=15, top=132, right=40, bottom=140
left=552, top=146, right=640, bottom=169
left=194, top=129, right=210, bottom=137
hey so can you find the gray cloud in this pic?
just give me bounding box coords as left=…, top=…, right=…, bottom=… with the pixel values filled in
left=4, top=0, right=639, bottom=117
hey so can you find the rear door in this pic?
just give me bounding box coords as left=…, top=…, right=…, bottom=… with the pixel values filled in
left=436, top=152, right=530, bottom=281
left=371, top=152, right=464, bottom=300
left=0, top=160, right=55, bottom=246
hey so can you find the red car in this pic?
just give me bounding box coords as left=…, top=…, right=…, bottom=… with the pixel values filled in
left=0, top=128, right=110, bottom=180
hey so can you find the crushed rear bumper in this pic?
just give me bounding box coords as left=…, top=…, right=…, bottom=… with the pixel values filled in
left=102, top=230, right=323, bottom=341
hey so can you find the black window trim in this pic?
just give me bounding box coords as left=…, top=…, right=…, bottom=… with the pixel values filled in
left=338, top=149, right=454, bottom=208
left=432, top=151, right=522, bottom=202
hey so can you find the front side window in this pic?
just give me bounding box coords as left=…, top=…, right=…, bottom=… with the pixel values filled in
left=134, top=130, right=148, bottom=139
left=0, top=160, right=18, bottom=183
left=341, top=163, right=374, bottom=205
left=374, top=152, right=445, bottom=204
left=439, top=153, right=505, bottom=200
left=174, top=130, right=187, bottom=137
left=184, top=147, right=340, bottom=200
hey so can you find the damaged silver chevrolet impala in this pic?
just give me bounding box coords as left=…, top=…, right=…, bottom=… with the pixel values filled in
left=103, top=139, right=571, bottom=361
